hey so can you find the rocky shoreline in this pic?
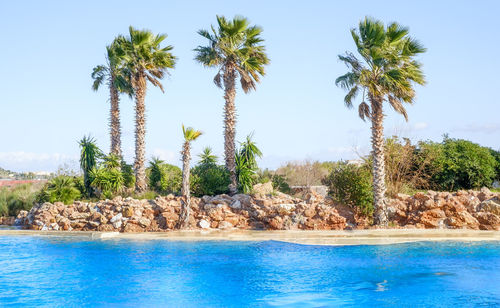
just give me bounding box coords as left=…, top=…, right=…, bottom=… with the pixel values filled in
left=8, top=187, right=500, bottom=232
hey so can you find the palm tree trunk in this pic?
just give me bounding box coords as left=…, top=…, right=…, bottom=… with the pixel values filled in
left=134, top=74, right=147, bottom=192
left=109, top=77, right=122, bottom=157
left=223, top=65, right=238, bottom=194
left=179, top=141, right=191, bottom=228
left=370, top=96, right=388, bottom=226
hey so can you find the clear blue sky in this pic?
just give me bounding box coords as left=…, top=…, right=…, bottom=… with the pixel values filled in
left=1, top=0, right=499, bottom=172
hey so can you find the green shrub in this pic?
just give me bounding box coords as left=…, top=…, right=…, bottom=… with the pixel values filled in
left=191, top=163, right=230, bottom=197
left=37, top=176, right=82, bottom=205
left=121, top=161, right=136, bottom=188
left=0, top=183, right=42, bottom=216
left=323, top=162, right=373, bottom=216
left=90, top=167, right=124, bottom=199
left=429, top=138, right=497, bottom=190
left=148, top=158, right=182, bottom=194
left=489, top=149, right=500, bottom=182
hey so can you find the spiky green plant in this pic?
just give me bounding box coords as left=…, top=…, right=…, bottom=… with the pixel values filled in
left=235, top=134, right=262, bottom=193
left=120, top=26, right=177, bottom=193
left=79, top=135, right=103, bottom=197
left=335, top=17, right=426, bottom=226
left=195, top=15, right=269, bottom=194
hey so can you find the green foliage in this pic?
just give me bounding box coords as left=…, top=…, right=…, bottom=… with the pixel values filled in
left=195, top=15, right=270, bottom=93
left=119, top=26, right=177, bottom=90
left=336, top=17, right=426, bottom=121
left=235, top=134, right=263, bottom=193
left=121, top=161, right=136, bottom=188
left=270, top=174, right=291, bottom=194
left=37, top=176, right=82, bottom=205
left=428, top=138, right=497, bottom=190
left=191, top=163, right=230, bottom=197
left=198, top=147, right=218, bottom=165
left=79, top=135, right=103, bottom=196
left=323, top=162, right=373, bottom=216
left=489, top=149, right=500, bottom=181
left=257, top=169, right=291, bottom=194
left=0, top=183, right=42, bottom=216
left=148, top=158, right=182, bottom=194
left=90, top=167, right=124, bottom=199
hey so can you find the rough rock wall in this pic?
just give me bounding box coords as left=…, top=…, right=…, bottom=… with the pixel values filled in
left=14, top=188, right=500, bottom=232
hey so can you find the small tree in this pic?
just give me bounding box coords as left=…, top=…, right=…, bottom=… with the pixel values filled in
left=178, top=125, right=202, bottom=228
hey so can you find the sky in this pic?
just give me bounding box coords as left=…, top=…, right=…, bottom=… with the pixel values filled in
left=0, top=0, right=499, bottom=173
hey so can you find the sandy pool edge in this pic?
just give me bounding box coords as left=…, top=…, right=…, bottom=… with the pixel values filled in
left=0, top=229, right=499, bottom=246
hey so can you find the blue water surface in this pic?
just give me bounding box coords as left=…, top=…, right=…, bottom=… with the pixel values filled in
left=0, top=236, right=498, bottom=307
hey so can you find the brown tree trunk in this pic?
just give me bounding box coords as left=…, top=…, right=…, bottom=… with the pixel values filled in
left=223, top=64, right=238, bottom=194
left=109, top=76, right=122, bottom=157
left=370, top=95, right=388, bottom=226
left=134, top=74, right=147, bottom=192
left=178, top=141, right=191, bottom=228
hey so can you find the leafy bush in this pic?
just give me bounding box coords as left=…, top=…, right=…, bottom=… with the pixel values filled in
left=428, top=138, right=498, bottom=190
left=489, top=149, right=500, bottom=182
left=90, top=167, right=124, bottom=199
left=37, top=176, right=82, bottom=205
left=191, top=163, right=230, bottom=197
left=148, top=158, right=182, bottom=194
left=121, top=161, right=136, bottom=189
left=323, top=162, right=373, bottom=216
left=0, top=183, right=43, bottom=216
left=274, top=160, right=336, bottom=186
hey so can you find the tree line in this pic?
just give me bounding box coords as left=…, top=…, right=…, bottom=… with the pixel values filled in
left=91, top=16, right=426, bottom=226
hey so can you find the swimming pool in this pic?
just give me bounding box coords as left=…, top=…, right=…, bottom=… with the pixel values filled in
left=0, top=236, right=498, bottom=307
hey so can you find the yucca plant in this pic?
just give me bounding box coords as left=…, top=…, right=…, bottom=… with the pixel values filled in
left=235, top=134, right=262, bottom=193
left=195, top=15, right=269, bottom=194
left=79, top=135, right=103, bottom=197
left=336, top=17, right=426, bottom=225
left=120, top=26, right=177, bottom=192
left=178, top=125, right=202, bottom=228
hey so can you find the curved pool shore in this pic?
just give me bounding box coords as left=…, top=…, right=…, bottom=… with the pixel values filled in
left=0, top=229, right=498, bottom=246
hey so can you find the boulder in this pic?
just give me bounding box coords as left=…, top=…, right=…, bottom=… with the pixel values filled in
left=478, top=197, right=500, bottom=215
left=198, top=219, right=210, bottom=229
left=252, top=182, right=273, bottom=196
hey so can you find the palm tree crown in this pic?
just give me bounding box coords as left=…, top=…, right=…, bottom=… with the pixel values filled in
left=91, top=37, right=133, bottom=95
left=194, top=15, right=269, bottom=92
left=120, top=26, right=177, bottom=91
left=335, top=17, right=426, bottom=121
left=119, top=26, right=177, bottom=192
left=182, top=125, right=203, bottom=142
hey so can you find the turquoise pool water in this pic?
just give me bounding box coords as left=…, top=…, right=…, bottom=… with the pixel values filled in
left=0, top=237, right=498, bottom=307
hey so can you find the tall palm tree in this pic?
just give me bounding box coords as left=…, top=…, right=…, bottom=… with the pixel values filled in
left=178, top=125, right=202, bottom=228
left=335, top=17, right=426, bottom=226
left=91, top=38, right=132, bottom=157
left=195, top=15, right=269, bottom=194
left=120, top=26, right=177, bottom=192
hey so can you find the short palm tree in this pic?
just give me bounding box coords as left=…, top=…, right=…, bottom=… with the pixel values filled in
left=178, top=125, right=202, bottom=228
left=336, top=17, right=426, bottom=225
left=91, top=38, right=132, bottom=157
left=195, top=15, right=269, bottom=194
left=198, top=147, right=218, bottom=165
left=121, top=26, right=177, bottom=192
